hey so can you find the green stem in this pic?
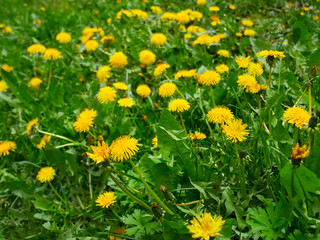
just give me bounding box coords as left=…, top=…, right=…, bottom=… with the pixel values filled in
left=0, top=158, right=7, bottom=170
left=209, top=86, right=216, bottom=106
left=47, top=62, right=53, bottom=89
left=290, top=166, right=296, bottom=199
left=49, top=181, right=68, bottom=206
left=235, top=143, right=247, bottom=198
left=37, top=128, right=75, bottom=143
left=293, top=127, right=298, bottom=145
left=129, top=158, right=174, bottom=215
left=110, top=207, right=121, bottom=220
left=198, top=88, right=213, bottom=136
left=179, top=113, right=187, bottom=134
left=107, top=168, right=151, bottom=211
left=278, top=59, right=282, bottom=93
left=309, top=85, right=312, bottom=114
left=268, top=66, right=272, bottom=87
left=55, top=142, right=89, bottom=149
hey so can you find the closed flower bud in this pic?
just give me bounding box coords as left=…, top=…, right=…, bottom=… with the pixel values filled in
left=239, top=150, right=247, bottom=159
left=309, top=115, right=318, bottom=129
left=151, top=202, right=163, bottom=219
left=160, top=185, right=176, bottom=202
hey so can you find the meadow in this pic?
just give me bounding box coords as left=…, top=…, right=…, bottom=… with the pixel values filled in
left=1, top=0, right=320, bottom=239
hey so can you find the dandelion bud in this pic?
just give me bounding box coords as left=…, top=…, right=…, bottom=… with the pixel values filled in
left=308, top=65, right=318, bottom=80
left=141, top=114, right=147, bottom=121
left=239, top=150, right=247, bottom=159
left=160, top=185, right=176, bottom=202
left=309, top=115, right=318, bottom=129
left=97, top=135, right=104, bottom=141
left=291, top=144, right=310, bottom=166
left=212, top=181, right=219, bottom=189
left=151, top=202, right=163, bottom=219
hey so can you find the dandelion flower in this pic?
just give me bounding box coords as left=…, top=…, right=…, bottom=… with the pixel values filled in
left=229, top=4, right=236, bottom=10
left=87, top=141, right=111, bottom=164
left=235, top=55, right=251, bottom=68
left=37, top=166, right=56, bottom=183
left=85, top=39, right=99, bottom=52
left=0, top=141, right=16, bottom=156
left=217, top=49, right=230, bottom=58
left=96, top=191, right=116, bottom=208
left=151, top=6, right=162, bottom=15
left=109, top=52, right=128, bottom=69
left=154, top=63, right=170, bottom=77
left=291, top=144, right=310, bottom=164
left=283, top=106, right=311, bottom=129
left=257, top=50, right=285, bottom=59
left=27, top=44, right=46, bottom=54
left=197, top=0, right=206, bottom=6
left=2, top=26, right=12, bottom=34
left=139, top=50, right=156, bottom=66
left=43, top=48, right=62, bottom=60
left=161, top=12, right=177, bottom=22
left=113, top=82, right=128, bottom=90
left=110, top=135, right=139, bottom=161
left=187, top=213, right=225, bottom=240
left=97, top=86, right=117, bottom=104
left=242, top=19, right=254, bottom=27
left=248, top=62, right=263, bottom=76
left=215, top=64, right=229, bottom=74
left=100, top=35, right=115, bottom=44
left=28, top=77, right=43, bottom=89
left=1, top=64, right=14, bottom=72
left=168, top=99, right=190, bottom=113
left=198, top=70, right=221, bottom=86
left=236, top=32, right=243, bottom=37
left=207, top=106, right=234, bottom=125
left=237, top=74, right=258, bottom=93
left=136, top=84, right=151, bottom=98
left=244, top=29, right=256, bottom=37
left=0, top=81, right=9, bottom=92
left=27, top=118, right=39, bottom=135
left=150, top=33, right=167, bottom=46
left=174, top=69, right=198, bottom=80
left=118, top=98, right=134, bottom=108
left=189, top=131, right=206, bottom=141
left=209, top=6, right=220, bottom=12
left=159, top=82, right=177, bottom=97
left=37, top=135, right=51, bottom=149
left=152, top=136, right=158, bottom=147
left=73, top=109, right=97, bottom=132
left=56, top=32, right=72, bottom=44
left=222, top=119, right=249, bottom=142
left=96, top=65, right=111, bottom=83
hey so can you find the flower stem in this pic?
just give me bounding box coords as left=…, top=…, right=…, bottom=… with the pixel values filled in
left=268, top=66, right=272, bottom=87
left=107, top=168, right=152, bottom=211
left=37, top=128, right=75, bottom=143
left=55, top=142, right=89, bottom=149
left=209, top=86, right=216, bottom=106
left=49, top=181, right=68, bottom=206
left=129, top=158, right=174, bottom=215
left=179, top=113, right=187, bottom=134
left=47, top=62, right=53, bottom=89
left=235, top=143, right=247, bottom=198
left=309, top=84, right=312, bottom=114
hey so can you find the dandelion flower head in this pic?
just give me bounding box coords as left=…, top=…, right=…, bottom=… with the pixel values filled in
left=222, top=119, right=249, bottom=142
left=159, top=82, right=177, bottom=97
left=97, top=86, right=117, bottom=104
left=118, top=98, right=134, bottom=108
left=207, top=106, right=234, bottom=125
left=197, top=70, right=221, bottom=86
left=168, top=99, right=190, bottom=113
left=96, top=191, right=116, bottom=208
left=37, top=166, right=56, bottom=183
left=56, top=32, right=72, bottom=44
left=139, top=50, right=156, bottom=66
left=87, top=141, right=111, bottom=164
left=0, top=141, right=16, bottom=156
left=283, top=106, right=311, bottom=129
left=136, top=84, right=151, bottom=98
left=27, top=118, right=39, bottom=135
left=27, top=44, right=46, bottom=54
left=43, top=48, right=62, bottom=60
left=109, top=51, right=128, bottom=69
left=150, top=33, right=167, bottom=46
left=110, top=135, right=139, bottom=161
left=96, top=65, right=111, bottom=83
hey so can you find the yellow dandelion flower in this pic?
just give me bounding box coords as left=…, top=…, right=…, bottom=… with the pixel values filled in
left=176, top=10, right=191, bottom=24
left=109, top=52, right=128, bottom=69
left=229, top=4, right=236, bottom=10
left=244, top=29, right=256, bottom=37
left=168, top=99, right=190, bottom=113
left=81, top=32, right=93, bottom=44
left=73, top=109, right=97, bottom=132
left=27, top=44, right=46, bottom=54
left=26, top=118, right=39, bottom=135
left=154, top=63, right=170, bottom=77
left=283, top=106, right=311, bottom=129
left=2, top=26, right=12, bottom=34
left=37, top=166, right=56, bottom=183
left=174, top=69, right=198, bottom=80
left=1, top=64, right=14, bottom=72
left=150, top=33, right=167, bottom=46
left=43, top=48, right=62, bottom=60
left=85, top=39, right=99, bottom=52
left=0, top=81, right=9, bottom=92
left=217, top=49, right=230, bottom=58
left=118, top=98, right=134, bottom=108
left=0, top=141, right=16, bottom=156
left=197, top=0, right=206, bottom=6
left=187, top=213, right=225, bottom=240
left=256, top=50, right=285, bottom=59
left=113, top=82, right=128, bottom=90
left=209, top=6, right=220, bottom=11
left=207, top=106, right=234, bottom=125
left=248, top=62, right=263, bottom=76
left=235, top=55, right=251, bottom=68
left=110, top=135, right=139, bottom=161
left=37, top=135, right=51, bottom=149
left=187, top=25, right=205, bottom=34
left=100, top=35, right=115, bottom=44
left=96, top=65, right=111, bottom=83
left=291, top=144, right=310, bottom=161
left=152, top=136, right=158, bottom=147
left=28, top=77, right=43, bottom=90
left=131, top=9, right=148, bottom=19
left=96, top=191, right=116, bottom=208
left=97, top=86, right=117, bottom=104
left=236, top=32, right=243, bottom=37
left=197, top=70, right=221, bottom=86
left=189, top=131, right=206, bottom=141
left=237, top=74, right=258, bottom=93
left=222, top=119, right=249, bottom=142
left=87, top=141, right=111, bottom=164
left=151, top=6, right=162, bottom=15
left=136, top=84, right=151, bottom=98
left=184, top=33, right=192, bottom=41
left=139, top=50, right=156, bottom=66
left=56, top=32, right=72, bottom=44
left=159, top=82, right=177, bottom=97
left=242, top=19, right=254, bottom=27
left=161, top=12, right=177, bottom=22
left=215, top=64, right=229, bottom=74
